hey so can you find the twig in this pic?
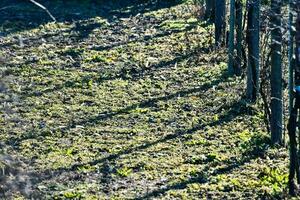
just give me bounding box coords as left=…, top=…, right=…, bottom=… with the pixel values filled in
left=29, top=0, right=56, bottom=22
left=0, top=5, right=17, bottom=11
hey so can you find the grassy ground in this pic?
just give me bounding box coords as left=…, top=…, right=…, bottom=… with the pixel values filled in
left=0, top=0, right=290, bottom=199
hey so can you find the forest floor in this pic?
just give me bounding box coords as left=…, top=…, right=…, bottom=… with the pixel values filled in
left=0, top=0, right=290, bottom=199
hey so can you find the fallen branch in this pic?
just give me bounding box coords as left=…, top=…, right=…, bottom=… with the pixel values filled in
left=29, top=0, right=56, bottom=22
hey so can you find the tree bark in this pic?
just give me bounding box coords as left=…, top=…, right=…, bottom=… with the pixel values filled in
left=288, top=0, right=296, bottom=113
left=288, top=0, right=296, bottom=115
left=270, top=0, right=283, bottom=145
left=215, top=0, right=226, bottom=47
left=235, top=0, right=243, bottom=76
left=205, top=0, right=215, bottom=22
left=287, top=1, right=300, bottom=195
left=228, top=0, right=235, bottom=75
left=246, top=0, right=260, bottom=102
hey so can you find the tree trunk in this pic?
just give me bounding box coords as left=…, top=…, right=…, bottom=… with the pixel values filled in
left=288, top=0, right=296, bottom=115
left=246, top=0, right=260, bottom=102
left=228, top=0, right=235, bottom=75
left=215, top=0, right=226, bottom=47
left=235, top=0, right=243, bottom=76
left=287, top=1, right=300, bottom=195
left=296, top=2, right=300, bottom=89
left=270, top=0, right=283, bottom=145
left=205, top=0, right=215, bottom=22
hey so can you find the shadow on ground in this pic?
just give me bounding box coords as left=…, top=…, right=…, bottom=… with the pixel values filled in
left=134, top=133, right=271, bottom=200
left=0, top=0, right=181, bottom=35
left=22, top=97, right=263, bottom=199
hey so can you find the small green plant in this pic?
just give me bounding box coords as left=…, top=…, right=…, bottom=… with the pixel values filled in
left=239, top=132, right=270, bottom=157
left=206, top=153, right=218, bottom=162
left=76, top=164, right=96, bottom=172
left=81, top=75, right=94, bottom=89
left=131, top=107, right=150, bottom=114
left=238, top=129, right=252, bottom=142
left=230, top=178, right=241, bottom=189
left=65, top=148, right=74, bottom=157
left=117, top=167, right=132, bottom=177
left=63, top=191, right=82, bottom=199
left=258, top=167, right=288, bottom=194
left=184, top=138, right=207, bottom=146
left=160, top=17, right=198, bottom=30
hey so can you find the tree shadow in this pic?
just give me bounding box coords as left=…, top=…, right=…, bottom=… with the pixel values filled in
left=21, top=45, right=212, bottom=100
left=134, top=134, right=271, bottom=199
left=0, top=0, right=181, bottom=35
left=2, top=129, right=271, bottom=199
left=96, top=46, right=212, bottom=82
left=67, top=59, right=223, bottom=127
left=1, top=86, right=257, bottom=198
left=89, top=23, right=197, bottom=52
left=5, top=66, right=226, bottom=149
left=68, top=21, right=104, bottom=40
left=32, top=97, right=253, bottom=185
